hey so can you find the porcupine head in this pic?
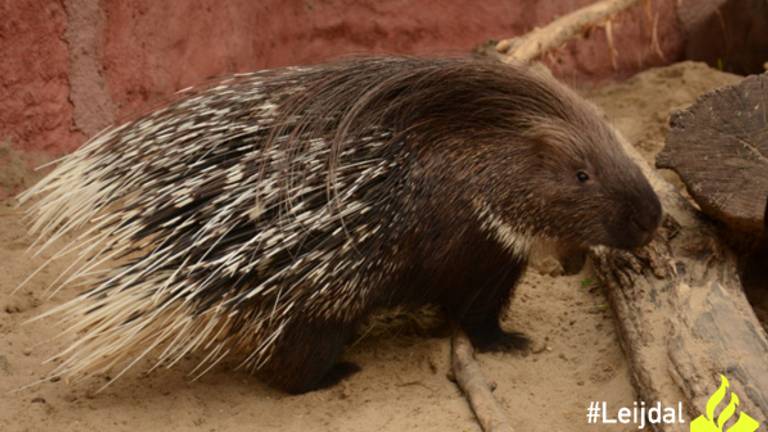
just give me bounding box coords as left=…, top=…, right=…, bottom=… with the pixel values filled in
left=17, top=57, right=661, bottom=394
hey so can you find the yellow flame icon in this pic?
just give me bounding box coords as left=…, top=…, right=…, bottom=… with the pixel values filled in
left=690, top=375, right=761, bottom=432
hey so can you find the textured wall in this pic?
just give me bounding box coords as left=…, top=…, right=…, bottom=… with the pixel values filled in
left=0, top=1, right=83, bottom=153
left=0, top=0, right=685, bottom=156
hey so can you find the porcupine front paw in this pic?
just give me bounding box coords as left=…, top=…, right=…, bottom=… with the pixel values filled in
left=312, top=361, right=362, bottom=391
left=268, top=360, right=362, bottom=395
left=466, top=325, right=531, bottom=353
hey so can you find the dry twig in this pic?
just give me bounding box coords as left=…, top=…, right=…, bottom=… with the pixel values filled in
left=451, top=331, right=515, bottom=432
left=496, top=0, right=640, bottom=63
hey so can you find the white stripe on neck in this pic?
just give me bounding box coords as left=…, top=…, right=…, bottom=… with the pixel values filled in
left=473, top=198, right=533, bottom=257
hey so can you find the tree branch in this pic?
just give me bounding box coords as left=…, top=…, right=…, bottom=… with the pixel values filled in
left=496, top=0, right=640, bottom=64
left=451, top=331, right=515, bottom=432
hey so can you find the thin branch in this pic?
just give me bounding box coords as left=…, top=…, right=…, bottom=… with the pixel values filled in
left=496, top=0, right=640, bottom=64
left=451, top=331, right=515, bottom=432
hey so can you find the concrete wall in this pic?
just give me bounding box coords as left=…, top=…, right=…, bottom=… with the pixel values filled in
left=0, top=0, right=685, bottom=156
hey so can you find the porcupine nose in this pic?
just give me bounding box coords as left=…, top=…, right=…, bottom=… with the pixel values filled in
left=629, top=194, right=662, bottom=245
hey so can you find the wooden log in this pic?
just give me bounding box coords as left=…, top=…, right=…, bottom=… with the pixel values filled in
left=657, top=73, right=768, bottom=234
left=590, top=127, right=768, bottom=430
left=680, top=0, right=768, bottom=75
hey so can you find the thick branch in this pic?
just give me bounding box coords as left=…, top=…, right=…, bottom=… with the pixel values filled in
left=496, top=0, right=640, bottom=64
left=590, top=131, right=768, bottom=430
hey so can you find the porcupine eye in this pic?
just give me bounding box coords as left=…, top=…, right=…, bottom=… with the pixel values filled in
left=576, top=170, right=590, bottom=183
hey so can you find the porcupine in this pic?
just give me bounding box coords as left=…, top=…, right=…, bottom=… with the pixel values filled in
left=19, top=56, right=662, bottom=394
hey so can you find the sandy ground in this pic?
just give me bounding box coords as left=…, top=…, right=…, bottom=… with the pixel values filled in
left=0, top=62, right=745, bottom=432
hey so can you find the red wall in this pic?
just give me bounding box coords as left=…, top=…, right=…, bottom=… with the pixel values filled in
left=0, top=1, right=83, bottom=154
left=0, top=0, right=685, bottom=157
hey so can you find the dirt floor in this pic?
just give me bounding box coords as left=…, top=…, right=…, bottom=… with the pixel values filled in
left=0, top=61, right=745, bottom=432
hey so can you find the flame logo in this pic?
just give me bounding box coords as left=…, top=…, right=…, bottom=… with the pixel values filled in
left=690, top=375, right=761, bottom=432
